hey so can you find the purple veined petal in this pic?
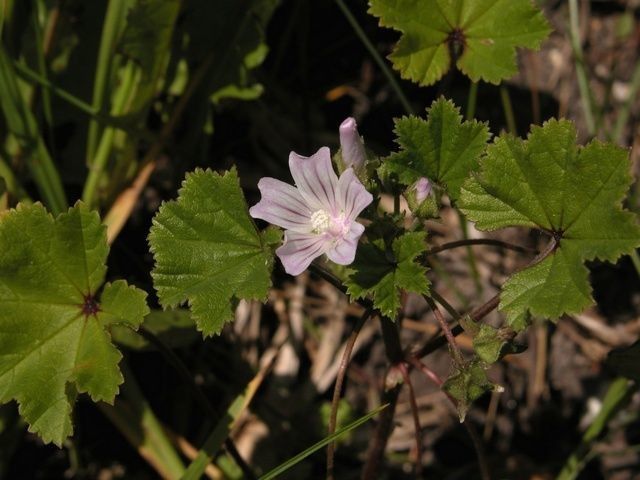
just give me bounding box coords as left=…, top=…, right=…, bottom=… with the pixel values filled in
left=336, top=168, right=374, bottom=221
left=326, top=221, right=365, bottom=265
left=249, top=178, right=313, bottom=232
left=276, top=231, right=332, bottom=275
left=289, top=147, right=339, bottom=215
left=339, top=117, right=366, bottom=169
left=414, top=177, right=432, bottom=203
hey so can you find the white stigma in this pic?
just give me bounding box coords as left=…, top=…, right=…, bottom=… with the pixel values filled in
left=310, top=210, right=331, bottom=233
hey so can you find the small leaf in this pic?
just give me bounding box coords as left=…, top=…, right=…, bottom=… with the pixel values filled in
left=345, top=231, right=429, bottom=317
left=149, top=169, right=275, bottom=336
left=460, top=120, right=640, bottom=329
left=472, top=324, right=519, bottom=364
left=382, top=98, right=489, bottom=202
left=0, top=203, right=148, bottom=445
left=442, top=359, right=496, bottom=421
left=368, top=0, right=551, bottom=85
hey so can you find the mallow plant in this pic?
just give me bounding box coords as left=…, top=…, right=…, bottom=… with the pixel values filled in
left=0, top=0, right=639, bottom=478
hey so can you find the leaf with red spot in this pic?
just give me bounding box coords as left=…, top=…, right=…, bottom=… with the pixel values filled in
left=0, top=202, right=148, bottom=445
left=368, top=0, right=551, bottom=86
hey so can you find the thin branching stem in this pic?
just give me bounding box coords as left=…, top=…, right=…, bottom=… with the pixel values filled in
left=424, top=296, right=464, bottom=365
left=408, top=357, right=443, bottom=386
left=464, top=421, right=491, bottom=480
left=327, top=308, right=373, bottom=480
left=398, top=362, right=423, bottom=477
left=334, top=0, right=414, bottom=115
left=427, top=238, right=538, bottom=256
left=568, top=0, right=596, bottom=135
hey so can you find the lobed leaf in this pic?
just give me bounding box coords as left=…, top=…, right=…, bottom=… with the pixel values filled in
left=149, top=169, right=276, bottom=336
left=0, top=203, right=148, bottom=445
left=346, top=231, right=429, bottom=318
left=459, top=119, right=640, bottom=329
left=368, top=0, right=551, bottom=85
left=382, top=97, right=489, bottom=202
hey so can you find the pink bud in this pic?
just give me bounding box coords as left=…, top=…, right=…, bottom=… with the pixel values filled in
left=339, top=117, right=366, bottom=169
left=414, top=177, right=432, bottom=203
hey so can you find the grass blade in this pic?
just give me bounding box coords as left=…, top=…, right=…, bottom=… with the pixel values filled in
left=260, top=404, right=388, bottom=480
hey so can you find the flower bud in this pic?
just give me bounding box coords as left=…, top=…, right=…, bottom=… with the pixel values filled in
left=414, top=177, right=432, bottom=203
left=339, top=117, right=366, bottom=170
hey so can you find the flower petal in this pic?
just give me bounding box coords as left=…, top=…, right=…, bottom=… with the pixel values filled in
left=337, top=168, right=374, bottom=221
left=289, top=147, right=339, bottom=214
left=326, top=222, right=365, bottom=265
left=249, top=178, right=312, bottom=232
left=276, top=231, right=331, bottom=275
left=339, top=117, right=366, bottom=169
left=414, top=177, right=432, bottom=203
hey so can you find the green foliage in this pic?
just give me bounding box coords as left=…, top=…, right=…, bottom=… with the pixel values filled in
left=0, top=203, right=149, bottom=445
left=182, top=0, right=279, bottom=104
left=119, top=0, right=181, bottom=81
left=442, top=358, right=497, bottom=420
left=382, top=98, right=489, bottom=201
left=460, top=120, right=640, bottom=330
left=149, top=169, right=276, bottom=337
left=368, top=0, right=550, bottom=85
left=346, top=231, right=429, bottom=318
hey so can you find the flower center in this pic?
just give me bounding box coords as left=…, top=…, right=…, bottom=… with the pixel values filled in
left=310, top=210, right=332, bottom=233
left=310, top=209, right=350, bottom=238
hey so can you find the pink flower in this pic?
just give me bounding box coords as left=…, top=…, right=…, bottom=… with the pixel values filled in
left=250, top=147, right=373, bottom=275
left=414, top=177, right=432, bottom=203
left=339, top=117, right=366, bottom=169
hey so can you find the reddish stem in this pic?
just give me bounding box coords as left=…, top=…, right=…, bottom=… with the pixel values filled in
left=327, top=309, right=372, bottom=480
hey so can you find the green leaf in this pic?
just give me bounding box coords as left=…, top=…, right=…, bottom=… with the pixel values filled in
left=472, top=324, right=518, bottom=364
left=442, top=358, right=496, bottom=420
left=346, top=231, right=429, bottom=318
left=368, top=0, right=551, bottom=86
left=459, top=119, right=640, bottom=330
left=149, top=169, right=275, bottom=337
left=0, top=202, right=149, bottom=445
left=382, top=98, right=489, bottom=201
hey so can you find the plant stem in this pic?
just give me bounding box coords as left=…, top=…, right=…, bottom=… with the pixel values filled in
left=361, top=383, right=402, bottom=479
left=0, top=45, right=67, bottom=214
left=500, top=84, right=517, bottom=135
left=413, top=293, right=500, bottom=359
left=86, top=0, right=128, bottom=164
left=612, top=60, right=640, bottom=143
left=466, top=80, right=478, bottom=120
left=457, top=211, right=483, bottom=294
left=14, top=61, right=99, bottom=116
left=568, top=0, right=596, bottom=135
left=82, top=63, right=139, bottom=207
left=556, top=378, right=634, bottom=480
left=424, top=295, right=464, bottom=365
left=334, top=0, right=414, bottom=115
left=428, top=289, right=460, bottom=319
left=463, top=421, right=491, bottom=480
left=398, top=362, right=423, bottom=477
left=427, top=238, right=537, bottom=256
left=327, top=309, right=372, bottom=480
